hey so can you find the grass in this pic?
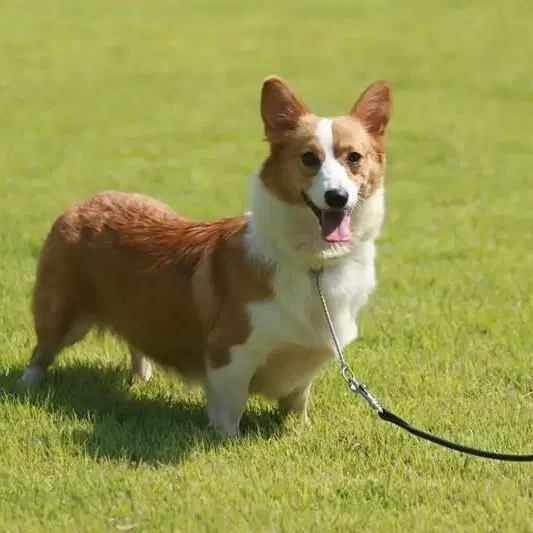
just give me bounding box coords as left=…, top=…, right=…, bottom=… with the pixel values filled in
left=1, top=0, right=533, bottom=531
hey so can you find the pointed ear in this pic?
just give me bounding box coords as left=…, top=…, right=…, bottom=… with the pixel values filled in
left=261, top=76, right=309, bottom=139
left=350, top=81, right=392, bottom=137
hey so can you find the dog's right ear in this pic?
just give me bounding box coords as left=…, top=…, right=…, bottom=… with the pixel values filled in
left=261, top=76, right=309, bottom=140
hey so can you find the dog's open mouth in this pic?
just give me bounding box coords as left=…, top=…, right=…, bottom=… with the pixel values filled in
left=301, top=192, right=352, bottom=243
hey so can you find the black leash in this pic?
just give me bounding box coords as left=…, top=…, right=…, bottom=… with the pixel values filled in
left=313, top=268, right=533, bottom=462
left=378, top=408, right=533, bottom=461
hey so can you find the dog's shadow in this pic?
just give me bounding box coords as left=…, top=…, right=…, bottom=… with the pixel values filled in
left=0, top=364, right=285, bottom=464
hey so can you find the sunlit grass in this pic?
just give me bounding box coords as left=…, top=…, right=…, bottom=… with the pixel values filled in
left=1, top=0, right=533, bottom=531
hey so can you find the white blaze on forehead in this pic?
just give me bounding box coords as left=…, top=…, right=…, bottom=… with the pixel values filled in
left=308, top=118, right=358, bottom=209
left=316, top=118, right=335, bottom=159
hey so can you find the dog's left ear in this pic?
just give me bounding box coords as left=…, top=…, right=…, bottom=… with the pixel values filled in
left=350, top=81, right=392, bottom=138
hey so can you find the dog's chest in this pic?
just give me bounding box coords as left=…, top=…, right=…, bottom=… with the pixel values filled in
left=244, top=251, right=375, bottom=397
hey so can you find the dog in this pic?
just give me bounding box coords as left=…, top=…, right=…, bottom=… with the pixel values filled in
left=21, top=76, right=392, bottom=436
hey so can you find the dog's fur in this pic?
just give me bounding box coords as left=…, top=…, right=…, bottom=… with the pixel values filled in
left=22, top=76, right=392, bottom=436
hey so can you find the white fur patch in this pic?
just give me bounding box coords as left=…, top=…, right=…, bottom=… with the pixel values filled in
left=206, top=241, right=375, bottom=410
left=206, top=344, right=259, bottom=436
left=246, top=174, right=384, bottom=268
left=307, top=119, right=359, bottom=210
left=234, top=173, right=384, bottom=402
left=205, top=151, right=386, bottom=434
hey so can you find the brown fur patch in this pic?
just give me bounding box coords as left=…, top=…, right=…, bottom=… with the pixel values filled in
left=331, top=116, right=387, bottom=199
left=31, top=191, right=272, bottom=378
left=260, top=113, right=321, bottom=204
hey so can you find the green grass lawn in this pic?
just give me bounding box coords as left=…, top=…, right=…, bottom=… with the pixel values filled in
left=1, top=0, right=533, bottom=531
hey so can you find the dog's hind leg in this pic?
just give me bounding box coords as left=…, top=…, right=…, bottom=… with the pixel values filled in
left=22, top=318, right=91, bottom=385
left=277, top=382, right=312, bottom=424
left=22, top=247, right=91, bottom=385
left=129, top=346, right=153, bottom=382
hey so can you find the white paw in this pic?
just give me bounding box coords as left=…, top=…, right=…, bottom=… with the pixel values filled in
left=137, top=360, right=153, bottom=382
left=131, top=352, right=153, bottom=382
left=207, top=407, right=240, bottom=437
left=20, top=366, right=44, bottom=386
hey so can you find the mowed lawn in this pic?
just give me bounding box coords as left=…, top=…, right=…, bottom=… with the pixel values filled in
left=1, top=0, right=533, bottom=531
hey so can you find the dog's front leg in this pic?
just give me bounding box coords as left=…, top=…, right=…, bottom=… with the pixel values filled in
left=205, top=344, right=259, bottom=437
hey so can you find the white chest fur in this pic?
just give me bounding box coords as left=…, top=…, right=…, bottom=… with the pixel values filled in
left=249, top=245, right=376, bottom=352
left=241, top=242, right=376, bottom=399
left=231, top=180, right=384, bottom=400
left=204, top=182, right=383, bottom=435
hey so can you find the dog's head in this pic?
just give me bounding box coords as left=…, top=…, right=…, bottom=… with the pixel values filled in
left=258, top=76, right=391, bottom=251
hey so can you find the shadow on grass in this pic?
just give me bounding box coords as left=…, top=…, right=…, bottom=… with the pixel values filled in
left=0, top=364, right=285, bottom=464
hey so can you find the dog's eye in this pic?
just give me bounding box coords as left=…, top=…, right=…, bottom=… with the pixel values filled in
left=347, top=151, right=362, bottom=164
left=300, top=151, right=321, bottom=168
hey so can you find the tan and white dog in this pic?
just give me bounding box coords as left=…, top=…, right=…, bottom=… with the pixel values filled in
left=22, top=76, right=392, bottom=436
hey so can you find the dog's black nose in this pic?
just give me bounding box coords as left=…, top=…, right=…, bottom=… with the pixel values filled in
left=324, top=188, right=349, bottom=209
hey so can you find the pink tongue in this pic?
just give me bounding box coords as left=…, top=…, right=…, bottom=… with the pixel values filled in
left=321, top=211, right=351, bottom=242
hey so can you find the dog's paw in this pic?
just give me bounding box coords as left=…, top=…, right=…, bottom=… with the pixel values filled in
left=20, top=365, right=45, bottom=386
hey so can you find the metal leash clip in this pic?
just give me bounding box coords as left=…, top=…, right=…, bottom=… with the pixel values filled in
left=353, top=382, right=383, bottom=414
left=341, top=363, right=383, bottom=413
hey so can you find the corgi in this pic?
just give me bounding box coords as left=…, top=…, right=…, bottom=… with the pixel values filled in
left=22, top=76, right=392, bottom=436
